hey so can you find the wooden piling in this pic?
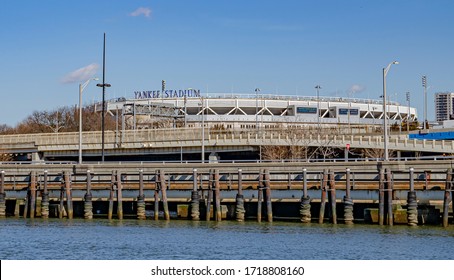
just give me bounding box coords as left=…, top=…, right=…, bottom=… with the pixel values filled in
left=318, top=170, right=328, bottom=224
left=0, top=170, right=6, bottom=217
left=154, top=171, right=160, bottom=220
left=116, top=172, right=123, bottom=220
left=59, top=181, right=64, bottom=219
left=214, top=169, right=222, bottom=222
left=345, top=168, right=351, bottom=198
left=257, top=187, right=263, bottom=222
left=257, top=171, right=263, bottom=222
left=407, top=167, right=418, bottom=226
left=264, top=169, right=273, bottom=223
left=386, top=168, right=393, bottom=226
left=29, top=171, right=36, bottom=219
left=64, top=171, right=73, bottom=219
left=159, top=170, right=170, bottom=221
left=190, top=168, right=200, bottom=221
left=378, top=168, right=385, bottom=226
left=84, top=170, right=93, bottom=219
left=343, top=168, right=354, bottom=225
left=206, top=170, right=212, bottom=221
left=23, top=171, right=36, bottom=218
left=424, top=171, right=430, bottom=190
left=108, top=171, right=115, bottom=220
left=443, top=168, right=452, bottom=227
left=137, top=169, right=146, bottom=220
left=41, top=170, right=49, bottom=219
left=235, top=169, right=245, bottom=221
left=328, top=170, right=337, bottom=224
left=14, top=199, right=21, bottom=218
left=23, top=191, right=29, bottom=218
left=300, top=168, right=311, bottom=223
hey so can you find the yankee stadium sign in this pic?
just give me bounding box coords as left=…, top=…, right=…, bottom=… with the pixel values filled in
left=134, top=89, right=201, bottom=99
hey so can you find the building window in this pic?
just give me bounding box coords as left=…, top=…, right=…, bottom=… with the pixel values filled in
left=296, top=107, right=317, bottom=114
left=338, top=108, right=359, bottom=115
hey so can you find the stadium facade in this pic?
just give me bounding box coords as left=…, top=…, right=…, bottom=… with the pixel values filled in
left=102, top=90, right=418, bottom=132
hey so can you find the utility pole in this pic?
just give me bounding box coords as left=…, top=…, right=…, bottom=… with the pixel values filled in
left=161, top=80, right=166, bottom=103
left=422, top=75, right=428, bottom=130
left=406, top=92, right=410, bottom=133
left=315, top=85, right=321, bottom=130
left=96, top=33, right=111, bottom=162
left=382, top=61, right=399, bottom=161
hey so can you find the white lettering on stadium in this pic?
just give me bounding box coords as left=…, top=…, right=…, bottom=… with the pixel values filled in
left=134, top=89, right=201, bottom=99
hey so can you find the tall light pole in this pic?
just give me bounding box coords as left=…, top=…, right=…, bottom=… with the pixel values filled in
left=184, top=88, right=192, bottom=128
left=96, top=33, right=111, bottom=162
left=255, top=88, right=260, bottom=131
left=255, top=88, right=261, bottom=162
left=78, top=77, right=99, bottom=164
left=200, top=96, right=205, bottom=163
left=422, top=75, right=428, bottom=130
left=383, top=60, right=399, bottom=161
left=162, top=80, right=166, bottom=103
left=315, top=85, right=321, bottom=129
left=406, top=91, right=410, bottom=133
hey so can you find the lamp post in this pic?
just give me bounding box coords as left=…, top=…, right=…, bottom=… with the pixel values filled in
left=315, top=85, right=321, bottom=129
left=184, top=90, right=189, bottom=128
left=78, top=77, right=98, bottom=164
left=406, top=92, right=410, bottom=133
left=422, top=75, right=428, bottom=130
left=96, top=33, right=111, bottom=162
left=202, top=97, right=205, bottom=162
left=254, top=88, right=261, bottom=161
left=199, top=96, right=205, bottom=163
left=382, top=60, right=399, bottom=161
left=255, top=88, right=260, bottom=131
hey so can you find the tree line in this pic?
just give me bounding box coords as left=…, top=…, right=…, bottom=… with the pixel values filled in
left=0, top=105, right=116, bottom=135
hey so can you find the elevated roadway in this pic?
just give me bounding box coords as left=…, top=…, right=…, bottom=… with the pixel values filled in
left=0, top=128, right=452, bottom=160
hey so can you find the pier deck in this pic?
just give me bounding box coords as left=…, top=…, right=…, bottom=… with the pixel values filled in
left=0, top=160, right=453, bottom=225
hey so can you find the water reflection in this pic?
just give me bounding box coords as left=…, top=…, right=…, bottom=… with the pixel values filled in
left=0, top=218, right=453, bottom=260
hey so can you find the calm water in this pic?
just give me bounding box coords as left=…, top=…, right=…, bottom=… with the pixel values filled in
left=1, top=218, right=453, bottom=260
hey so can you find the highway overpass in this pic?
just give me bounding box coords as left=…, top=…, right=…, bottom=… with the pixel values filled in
left=0, top=128, right=452, bottom=161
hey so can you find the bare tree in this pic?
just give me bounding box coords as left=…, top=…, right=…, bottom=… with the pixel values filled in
left=0, top=124, right=14, bottom=135
left=11, top=105, right=115, bottom=134
left=0, top=153, right=13, bottom=161
left=308, top=127, right=342, bottom=160
left=261, top=145, right=290, bottom=161
left=360, top=148, right=395, bottom=160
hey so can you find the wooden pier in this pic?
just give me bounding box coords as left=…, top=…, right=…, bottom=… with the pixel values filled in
left=0, top=160, right=453, bottom=226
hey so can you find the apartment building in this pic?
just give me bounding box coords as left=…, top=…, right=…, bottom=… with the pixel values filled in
left=435, top=92, right=454, bottom=121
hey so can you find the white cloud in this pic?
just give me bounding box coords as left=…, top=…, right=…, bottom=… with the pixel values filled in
left=349, top=84, right=366, bottom=95
left=61, top=63, right=99, bottom=84
left=129, top=7, right=152, bottom=18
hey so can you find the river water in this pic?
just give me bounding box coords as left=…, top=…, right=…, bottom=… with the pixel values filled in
left=1, top=218, right=453, bottom=260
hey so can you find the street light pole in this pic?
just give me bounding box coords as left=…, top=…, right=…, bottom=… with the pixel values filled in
left=315, top=85, right=321, bottom=130
left=184, top=94, right=187, bottom=127
left=78, top=78, right=98, bottom=164
left=254, top=88, right=261, bottom=161
left=96, top=33, right=111, bottom=162
left=255, top=88, right=260, bottom=131
left=201, top=96, right=205, bottom=163
left=422, top=75, right=428, bottom=130
left=383, top=61, right=399, bottom=161
left=406, top=91, right=410, bottom=133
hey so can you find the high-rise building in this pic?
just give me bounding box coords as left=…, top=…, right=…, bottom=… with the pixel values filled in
left=435, top=92, right=454, bottom=121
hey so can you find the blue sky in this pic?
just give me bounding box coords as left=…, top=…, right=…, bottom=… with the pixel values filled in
left=1, top=0, right=453, bottom=126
